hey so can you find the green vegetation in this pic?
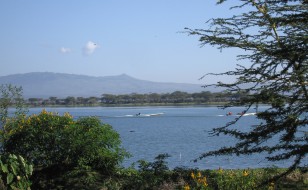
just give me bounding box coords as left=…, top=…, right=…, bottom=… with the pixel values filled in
left=183, top=167, right=307, bottom=190
left=0, top=154, right=32, bottom=190
left=25, top=91, right=249, bottom=107
left=1, top=109, right=129, bottom=189
left=186, top=0, right=308, bottom=180
left=0, top=84, right=28, bottom=126
left=0, top=85, right=307, bottom=189
left=1, top=0, right=307, bottom=188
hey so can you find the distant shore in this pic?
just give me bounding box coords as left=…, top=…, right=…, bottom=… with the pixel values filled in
left=25, top=102, right=271, bottom=109
left=26, top=102, right=230, bottom=108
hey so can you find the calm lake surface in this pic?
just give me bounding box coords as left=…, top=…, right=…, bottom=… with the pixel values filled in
left=27, top=106, right=307, bottom=170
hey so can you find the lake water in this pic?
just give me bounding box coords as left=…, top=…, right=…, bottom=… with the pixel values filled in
left=27, top=106, right=307, bottom=170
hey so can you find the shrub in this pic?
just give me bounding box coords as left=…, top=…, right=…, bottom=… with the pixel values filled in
left=0, top=154, right=32, bottom=190
left=121, top=153, right=177, bottom=189
left=182, top=167, right=308, bottom=190
left=0, top=110, right=129, bottom=188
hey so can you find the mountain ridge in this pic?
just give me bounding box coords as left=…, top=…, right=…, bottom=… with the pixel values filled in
left=0, top=72, right=207, bottom=98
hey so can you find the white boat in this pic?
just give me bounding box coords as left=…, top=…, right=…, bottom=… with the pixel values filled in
left=148, top=113, right=164, bottom=116
left=242, top=113, right=257, bottom=116
left=136, top=113, right=164, bottom=117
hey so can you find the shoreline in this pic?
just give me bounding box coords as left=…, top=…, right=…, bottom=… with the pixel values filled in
left=25, top=102, right=270, bottom=109
left=26, top=102, right=226, bottom=108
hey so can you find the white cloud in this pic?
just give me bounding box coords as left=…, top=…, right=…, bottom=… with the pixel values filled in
left=60, top=47, right=71, bottom=54
left=83, top=41, right=99, bottom=55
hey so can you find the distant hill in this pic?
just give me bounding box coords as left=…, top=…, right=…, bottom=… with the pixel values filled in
left=0, top=72, right=207, bottom=98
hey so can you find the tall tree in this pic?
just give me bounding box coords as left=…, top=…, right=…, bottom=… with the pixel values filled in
left=186, top=0, right=307, bottom=179
left=65, top=96, right=76, bottom=105
left=49, top=96, right=58, bottom=105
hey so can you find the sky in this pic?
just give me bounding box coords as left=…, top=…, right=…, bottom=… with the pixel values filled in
left=0, top=0, right=247, bottom=85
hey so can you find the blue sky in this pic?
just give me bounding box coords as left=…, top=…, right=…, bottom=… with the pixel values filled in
left=0, top=0, right=245, bottom=84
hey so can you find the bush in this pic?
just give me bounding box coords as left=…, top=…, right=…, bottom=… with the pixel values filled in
left=0, top=154, right=32, bottom=190
left=1, top=110, right=129, bottom=189
left=182, top=167, right=308, bottom=190
left=120, top=154, right=179, bottom=189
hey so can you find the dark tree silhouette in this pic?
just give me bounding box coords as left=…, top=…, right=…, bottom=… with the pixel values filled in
left=186, top=0, right=307, bottom=178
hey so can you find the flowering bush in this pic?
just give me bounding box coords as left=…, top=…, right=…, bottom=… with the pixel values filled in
left=182, top=168, right=282, bottom=190
left=0, top=110, right=129, bottom=188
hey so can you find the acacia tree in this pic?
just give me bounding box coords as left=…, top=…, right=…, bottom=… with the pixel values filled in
left=186, top=0, right=307, bottom=177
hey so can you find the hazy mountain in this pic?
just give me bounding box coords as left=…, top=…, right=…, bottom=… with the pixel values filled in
left=0, top=72, right=208, bottom=98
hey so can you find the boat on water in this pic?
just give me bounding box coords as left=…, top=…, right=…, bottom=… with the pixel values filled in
left=226, top=112, right=257, bottom=116
left=137, top=113, right=164, bottom=117
left=124, top=113, right=165, bottom=117
left=241, top=113, right=257, bottom=116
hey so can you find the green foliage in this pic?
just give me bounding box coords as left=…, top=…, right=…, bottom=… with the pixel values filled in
left=211, top=169, right=258, bottom=190
left=0, top=84, right=28, bottom=127
left=183, top=167, right=307, bottom=190
left=68, top=116, right=129, bottom=173
left=0, top=110, right=129, bottom=189
left=114, top=165, right=307, bottom=190
left=2, top=110, right=73, bottom=168
left=0, top=154, right=32, bottom=190
left=121, top=154, right=178, bottom=190
left=0, top=85, right=32, bottom=189
left=186, top=0, right=308, bottom=179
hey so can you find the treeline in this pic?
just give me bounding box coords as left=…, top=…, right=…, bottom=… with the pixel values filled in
left=25, top=90, right=249, bottom=106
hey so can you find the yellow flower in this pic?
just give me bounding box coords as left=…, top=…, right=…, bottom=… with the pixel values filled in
left=243, top=170, right=249, bottom=177
left=203, top=176, right=207, bottom=183
left=41, top=109, right=48, bottom=114
left=191, top=172, right=195, bottom=179
left=197, top=171, right=202, bottom=178
left=197, top=178, right=202, bottom=183
left=183, top=184, right=190, bottom=190
left=218, top=167, right=224, bottom=174
left=64, top=112, right=73, bottom=118
left=268, top=181, right=275, bottom=190
left=203, top=181, right=208, bottom=187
